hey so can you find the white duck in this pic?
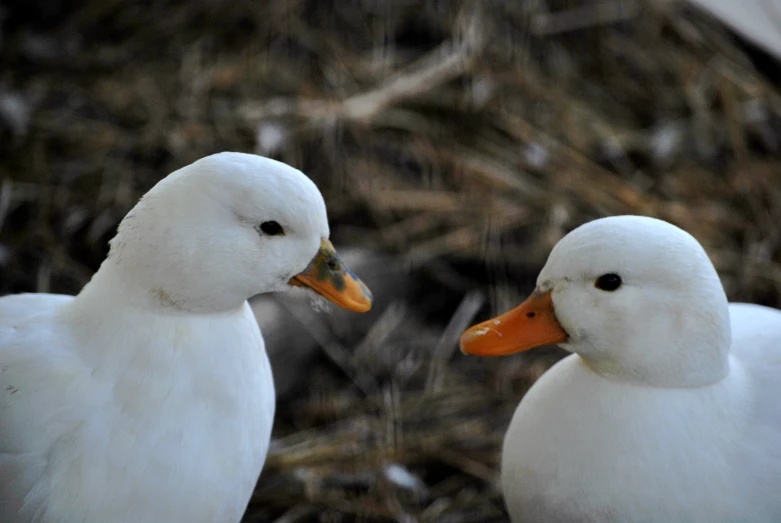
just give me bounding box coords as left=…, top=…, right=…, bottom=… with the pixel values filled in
left=0, top=152, right=372, bottom=523
left=460, top=215, right=781, bottom=522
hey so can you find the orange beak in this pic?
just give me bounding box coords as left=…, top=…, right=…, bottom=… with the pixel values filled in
left=459, top=290, right=568, bottom=356
left=289, top=239, right=373, bottom=313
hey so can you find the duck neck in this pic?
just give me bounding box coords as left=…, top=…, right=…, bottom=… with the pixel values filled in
left=578, top=350, right=731, bottom=388
left=571, top=312, right=732, bottom=389
left=61, top=259, right=251, bottom=377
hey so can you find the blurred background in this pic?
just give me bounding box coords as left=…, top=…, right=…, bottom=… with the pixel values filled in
left=2, top=0, right=781, bottom=521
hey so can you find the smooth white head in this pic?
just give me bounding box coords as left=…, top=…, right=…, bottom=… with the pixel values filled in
left=461, top=215, right=731, bottom=388
left=540, top=215, right=731, bottom=387
left=96, top=152, right=330, bottom=313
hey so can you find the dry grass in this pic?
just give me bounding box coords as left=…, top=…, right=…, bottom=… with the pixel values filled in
left=2, top=0, right=781, bottom=521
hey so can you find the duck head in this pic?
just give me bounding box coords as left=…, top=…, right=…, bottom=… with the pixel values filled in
left=461, top=215, right=731, bottom=387
left=102, top=152, right=372, bottom=314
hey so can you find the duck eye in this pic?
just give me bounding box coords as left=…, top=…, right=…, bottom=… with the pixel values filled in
left=258, top=221, right=284, bottom=236
left=595, top=273, right=622, bottom=291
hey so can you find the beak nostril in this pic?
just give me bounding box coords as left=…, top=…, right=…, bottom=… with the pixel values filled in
left=526, top=312, right=536, bottom=319
left=327, top=260, right=339, bottom=271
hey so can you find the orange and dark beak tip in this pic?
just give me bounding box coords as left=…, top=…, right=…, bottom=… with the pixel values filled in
left=459, top=290, right=568, bottom=356
left=289, top=239, right=373, bottom=313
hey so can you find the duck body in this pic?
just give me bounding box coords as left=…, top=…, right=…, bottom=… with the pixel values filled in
left=460, top=216, right=781, bottom=522
left=504, top=303, right=781, bottom=522
left=0, top=152, right=372, bottom=522
left=0, top=287, right=273, bottom=523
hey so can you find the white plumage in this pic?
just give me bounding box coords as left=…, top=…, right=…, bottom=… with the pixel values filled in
left=461, top=215, right=781, bottom=522
left=0, top=152, right=371, bottom=523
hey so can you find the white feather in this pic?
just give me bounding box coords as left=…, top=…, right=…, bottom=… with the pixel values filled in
left=0, top=152, right=334, bottom=523
left=499, top=215, right=781, bottom=522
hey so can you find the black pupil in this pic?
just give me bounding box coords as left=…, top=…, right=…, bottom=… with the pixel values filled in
left=595, top=273, right=622, bottom=291
left=260, top=221, right=283, bottom=236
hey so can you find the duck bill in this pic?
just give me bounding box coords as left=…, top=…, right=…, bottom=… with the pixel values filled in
left=459, top=290, right=568, bottom=356
left=289, top=239, right=373, bottom=312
